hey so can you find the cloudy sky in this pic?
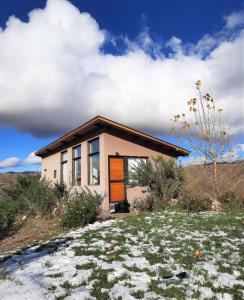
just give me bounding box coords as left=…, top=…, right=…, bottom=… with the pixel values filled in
left=0, top=0, right=243, bottom=172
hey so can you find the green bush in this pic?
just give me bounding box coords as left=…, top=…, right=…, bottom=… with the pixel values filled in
left=219, top=191, right=244, bottom=210
left=54, top=182, right=68, bottom=199
left=1, top=175, right=59, bottom=215
left=0, top=195, right=20, bottom=240
left=0, top=175, right=66, bottom=240
left=20, top=177, right=58, bottom=215
left=133, top=195, right=168, bottom=212
left=60, top=188, right=102, bottom=228
left=130, top=156, right=184, bottom=210
left=179, top=193, right=212, bottom=212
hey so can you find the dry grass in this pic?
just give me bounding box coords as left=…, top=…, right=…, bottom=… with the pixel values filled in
left=184, top=160, right=244, bottom=199
left=0, top=215, right=64, bottom=253
left=0, top=211, right=134, bottom=254
left=0, top=172, right=39, bottom=190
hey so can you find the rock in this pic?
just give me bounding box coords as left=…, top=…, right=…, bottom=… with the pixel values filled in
left=105, top=243, right=114, bottom=252
left=211, top=200, right=224, bottom=211
left=22, top=215, right=27, bottom=221
left=107, top=254, right=117, bottom=262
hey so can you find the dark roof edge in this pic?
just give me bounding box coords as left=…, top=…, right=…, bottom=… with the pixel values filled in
left=35, top=115, right=190, bottom=157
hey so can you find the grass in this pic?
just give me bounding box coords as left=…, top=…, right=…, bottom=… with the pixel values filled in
left=1, top=210, right=244, bottom=299
left=47, top=272, right=64, bottom=278
left=75, top=262, right=97, bottom=270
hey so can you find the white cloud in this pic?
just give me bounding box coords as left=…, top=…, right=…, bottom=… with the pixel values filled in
left=0, top=152, right=41, bottom=170
left=181, top=155, right=206, bottom=166
left=25, top=152, right=41, bottom=165
left=237, top=143, right=244, bottom=152
left=0, top=0, right=243, bottom=137
left=221, top=143, right=244, bottom=162
left=224, top=11, right=244, bottom=29
left=182, top=143, right=244, bottom=166
left=0, top=157, right=21, bottom=169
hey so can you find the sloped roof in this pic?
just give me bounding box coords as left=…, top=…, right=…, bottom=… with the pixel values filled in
left=35, top=116, right=190, bottom=157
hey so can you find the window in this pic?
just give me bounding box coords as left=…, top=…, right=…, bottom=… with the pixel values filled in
left=72, top=145, right=81, bottom=185
left=54, top=170, right=57, bottom=179
left=88, top=138, right=100, bottom=185
left=61, top=151, right=68, bottom=185
left=127, top=157, right=148, bottom=184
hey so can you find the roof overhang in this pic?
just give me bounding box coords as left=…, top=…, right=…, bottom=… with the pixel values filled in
left=35, top=116, right=190, bottom=158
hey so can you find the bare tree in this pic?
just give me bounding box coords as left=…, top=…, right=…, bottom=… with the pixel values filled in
left=171, top=80, right=231, bottom=198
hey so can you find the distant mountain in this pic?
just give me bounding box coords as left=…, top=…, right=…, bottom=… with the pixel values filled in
left=0, top=172, right=40, bottom=190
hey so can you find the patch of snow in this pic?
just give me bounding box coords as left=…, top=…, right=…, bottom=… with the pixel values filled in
left=202, top=262, right=218, bottom=276
left=199, top=287, right=214, bottom=299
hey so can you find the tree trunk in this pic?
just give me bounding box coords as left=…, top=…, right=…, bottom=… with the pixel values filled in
left=213, top=161, right=219, bottom=199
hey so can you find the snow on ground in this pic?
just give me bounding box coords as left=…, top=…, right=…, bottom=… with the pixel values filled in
left=0, top=211, right=244, bottom=299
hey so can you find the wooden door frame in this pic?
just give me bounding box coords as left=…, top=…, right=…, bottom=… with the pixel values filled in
left=108, top=155, right=127, bottom=204
left=108, top=155, right=149, bottom=204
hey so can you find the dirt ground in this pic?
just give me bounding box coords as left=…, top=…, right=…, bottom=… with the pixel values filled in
left=0, top=215, right=64, bottom=253
left=0, top=211, right=135, bottom=254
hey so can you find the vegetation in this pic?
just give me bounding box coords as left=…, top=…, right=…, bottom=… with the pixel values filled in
left=0, top=175, right=103, bottom=240
left=0, top=158, right=243, bottom=243
left=2, top=211, right=243, bottom=299
left=178, top=193, right=212, bottom=212
left=172, top=80, right=231, bottom=198
left=0, top=195, right=19, bottom=240
left=183, top=161, right=244, bottom=201
left=1, top=175, right=58, bottom=215
left=130, top=156, right=184, bottom=211
left=218, top=191, right=244, bottom=211
left=60, top=188, right=102, bottom=229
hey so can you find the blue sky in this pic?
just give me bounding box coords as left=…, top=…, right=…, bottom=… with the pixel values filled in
left=0, top=0, right=243, bottom=172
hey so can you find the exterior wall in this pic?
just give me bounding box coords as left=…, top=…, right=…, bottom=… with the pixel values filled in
left=41, top=132, right=175, bottom=211
left=103, top=133, right=174, bottom=210
left=41, top=133, right=106, bottom=197
left=41, top=152, right=61, bottom=184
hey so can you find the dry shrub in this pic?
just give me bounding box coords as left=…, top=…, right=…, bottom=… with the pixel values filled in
left=184, top=161, right=244, bottom=200
left=218, top=191, right=244, bottom=210
left=179, top=193, right=212, bottom=212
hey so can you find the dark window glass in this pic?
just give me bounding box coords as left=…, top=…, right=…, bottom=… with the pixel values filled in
left=127, top=157, right=148, bottom=184
left=73, top=146, right=81, bottom=158
left=61, top=151, right=67, bottom=162
left=73, top=145, right=81, bottom=186
left=61, top=151, right=68, bottom=184
left=88, top=138, right=100, bottom=185
left=89, top=139, right=99, bottom=154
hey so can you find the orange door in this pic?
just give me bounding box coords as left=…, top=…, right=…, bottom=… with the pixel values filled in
left=109, top=157, right=126, bottom=203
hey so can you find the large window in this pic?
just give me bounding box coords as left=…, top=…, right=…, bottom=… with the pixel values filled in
left=127, top=157, right=148, bottom=184
left=61, top=151, right=68, bottom=185
left=72, top=145, right=81, bottom=186
left=88, top=138, right=100, bottom=185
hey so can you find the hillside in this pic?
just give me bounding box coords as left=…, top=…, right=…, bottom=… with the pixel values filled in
left=184, top=160, right=244, bottom=199
left=0, top=172, right=40, bottom=190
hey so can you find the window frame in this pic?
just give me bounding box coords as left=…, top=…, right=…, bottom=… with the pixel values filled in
left=125, top=156, right=148, bottom=185
left=88, top=137, right=100, bottom=186
left=72, top=145, right=81, bottom=186
left=60, top=150, right=68, bottom=184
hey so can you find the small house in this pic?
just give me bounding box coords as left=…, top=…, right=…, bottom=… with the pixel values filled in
left=35, top=116, right=189, bottom=211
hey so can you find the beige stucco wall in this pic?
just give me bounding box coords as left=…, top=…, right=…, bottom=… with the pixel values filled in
left=103, top=133, right=173, bottom=210
left=41, top=134, right=106, bottom=195
left=41, top=132, right=174, bottom=211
